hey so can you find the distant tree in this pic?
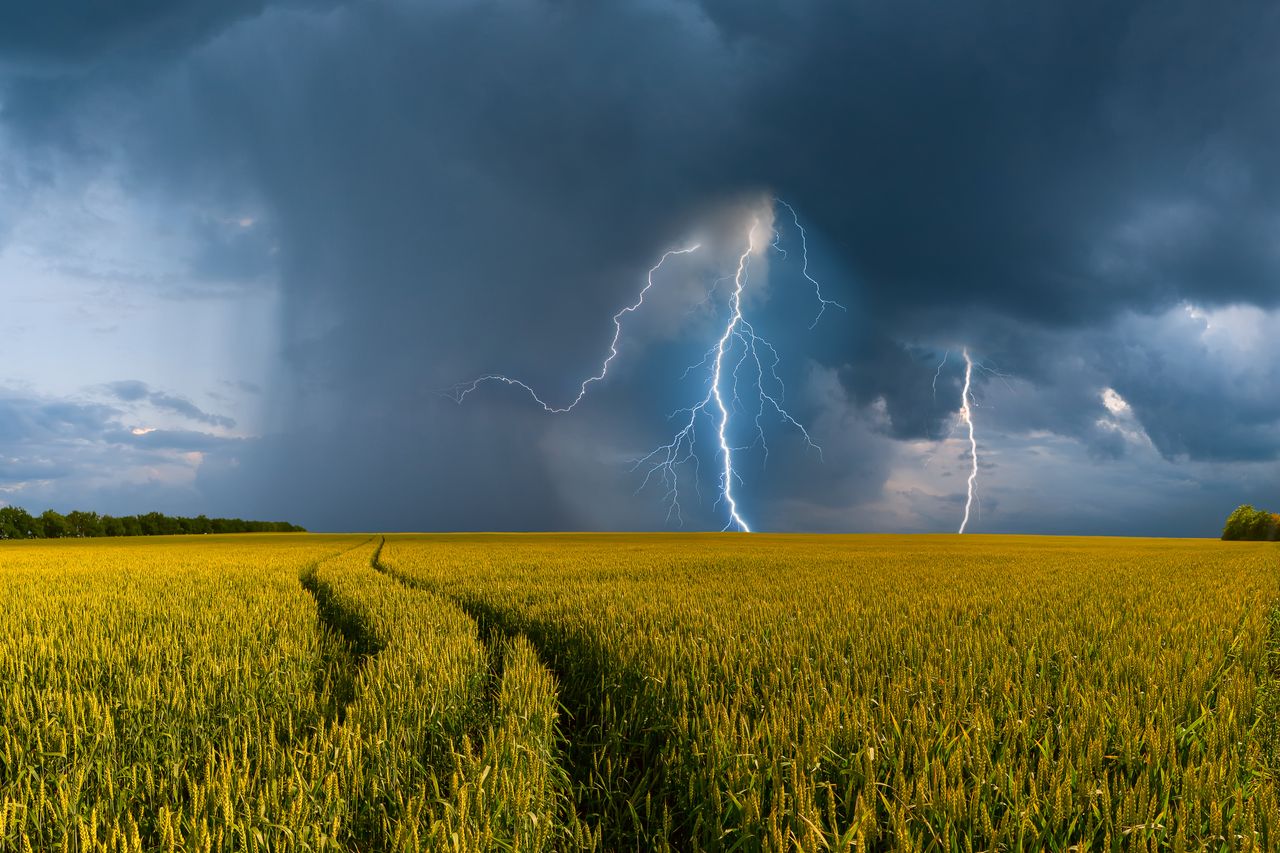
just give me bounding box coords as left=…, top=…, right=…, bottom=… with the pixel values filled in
left=138, top=512, right=175, bottom=536
left=0, top=506, right=36, bottom=539
left=0, top=510, right=21, bottom=540
left=1247, top=507, right=1275, bottom=540
left=0, top=505, right=303, bottom=540
left=1222, top=504, right=1280, bottom=541
left=1223, top=505, right=1253, bottom=540
left=39, top=510, right=69, bottom=538
left=65, top=510, right=103, bottom=538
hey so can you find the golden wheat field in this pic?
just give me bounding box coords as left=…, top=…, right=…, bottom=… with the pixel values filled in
left=1, top=533, right=1277, bottom=852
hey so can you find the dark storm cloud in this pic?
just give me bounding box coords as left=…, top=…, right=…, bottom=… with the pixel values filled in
left=748, top=1, right=1280, bottom=323
left=186, top=216, right=277, bottom=283
left=12, top=0, right=1280, bottom=328
left=194, top=404, right=577, bottom=532
left=0, top=1, right=267, bottom=67
left=4, top=0, right=1280, bottom=530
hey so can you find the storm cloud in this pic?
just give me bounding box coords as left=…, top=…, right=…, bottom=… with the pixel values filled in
left=2, top=0, right=1279, bottom=533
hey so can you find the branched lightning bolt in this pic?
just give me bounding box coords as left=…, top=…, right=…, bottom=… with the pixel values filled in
left=631, top=223, right=759, bottom=531
left=633, top=209, right=828, bottom=530
left=958, top=347, right=979, bottom=534
left=453, top=198, right=834, bottom=532
left=447, top=245, right=700, bottom=411
left=774, top=198, right=846, bottom=329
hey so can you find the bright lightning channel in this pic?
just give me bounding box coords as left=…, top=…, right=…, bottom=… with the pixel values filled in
left=452, top=199, right=834, bottom=532
left=710, top=223, right=757, bottom=531
left=958, top=347, right=979, bottom=534
left=632, top=210, right=830, bottom=530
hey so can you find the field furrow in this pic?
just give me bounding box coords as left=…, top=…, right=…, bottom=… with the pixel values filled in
left=372, top=543, right=599, bottom=850
left=376, top=551, right=683, bottom=850
left=299, top=536, right=382, bottom=725
left=299, top=536, right=579, bottom=851
left=0, top=534, right=367, bottom=851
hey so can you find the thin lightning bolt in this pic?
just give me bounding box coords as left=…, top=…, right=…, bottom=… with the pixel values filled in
left=931, top=349, right=949, bottom=403
left=773, top=198, right=846, bottom=329
left=447, top=245, right=700, bottom=411
left=958, top=347, right=979, bottom=534
left=453, top=198, right=832, bottom=532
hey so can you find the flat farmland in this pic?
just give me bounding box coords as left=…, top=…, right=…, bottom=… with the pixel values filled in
left=2, top=534, right=1277, bottom=851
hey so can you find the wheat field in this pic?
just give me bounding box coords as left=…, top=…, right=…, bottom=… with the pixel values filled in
left=1, top=533, right=1277, bottom=851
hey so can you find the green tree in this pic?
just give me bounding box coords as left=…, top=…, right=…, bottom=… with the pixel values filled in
left=38, top=510, right=69, bottom=539
left=0, top=506, right=35, bottom=539
left=1223, top=505, right=1254, bottom=540
left=0, top=505, right=302, bottom=540
left=65, top=510, right=103, bottom=538
left=1247, top=507, right=1275, bottom=540
left=1222, top=504, right=1280, bottom=541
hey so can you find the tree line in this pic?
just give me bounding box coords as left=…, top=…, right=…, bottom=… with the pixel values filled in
left=0, top=506, right=305, bottom=540
left=1221, top=504, right=1280, bottom=541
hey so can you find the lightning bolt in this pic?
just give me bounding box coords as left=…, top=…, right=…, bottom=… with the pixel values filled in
left=773, top=198, right=846, bottom=329
left=452, top=198, right=834, bottom=532
left=708, top=225, right=754, bottom=530
left=931, top=349, right=950, bottom=403
left=447, top=245, right=700, bottom=412
left=958, top=347, right=979, bottom=534
left=633, top=209, right=830, bottom=530
left=628, top=220, right=761, bottom=531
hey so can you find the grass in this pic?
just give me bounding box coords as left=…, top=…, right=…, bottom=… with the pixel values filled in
left=2, top=533, right=1277, bottom=850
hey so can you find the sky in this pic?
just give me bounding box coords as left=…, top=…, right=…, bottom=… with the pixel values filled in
left=2, top=0, right=1279, bottom=536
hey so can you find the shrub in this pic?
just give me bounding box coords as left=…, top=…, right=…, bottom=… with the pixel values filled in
left=1222, top=504, right=1280, bottom=541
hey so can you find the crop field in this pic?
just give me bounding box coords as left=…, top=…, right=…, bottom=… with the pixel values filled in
left=1, top=534, right=1278, bottom=852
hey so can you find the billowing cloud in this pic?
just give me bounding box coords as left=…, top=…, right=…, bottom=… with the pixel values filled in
left=104, top=380, right=236, bottom=429
left=0, top=388, right=238, bottom=513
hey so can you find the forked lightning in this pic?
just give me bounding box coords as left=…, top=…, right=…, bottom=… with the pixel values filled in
left=448, top=245, right=700, bottom=412
left=451, top=199, right=839, bottom=531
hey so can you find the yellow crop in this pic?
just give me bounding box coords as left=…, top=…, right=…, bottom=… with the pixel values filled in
left=2, top=532, right=1277, bottom=851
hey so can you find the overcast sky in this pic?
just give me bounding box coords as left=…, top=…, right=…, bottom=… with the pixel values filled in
left=2, top=0, right=1279, bottom=535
